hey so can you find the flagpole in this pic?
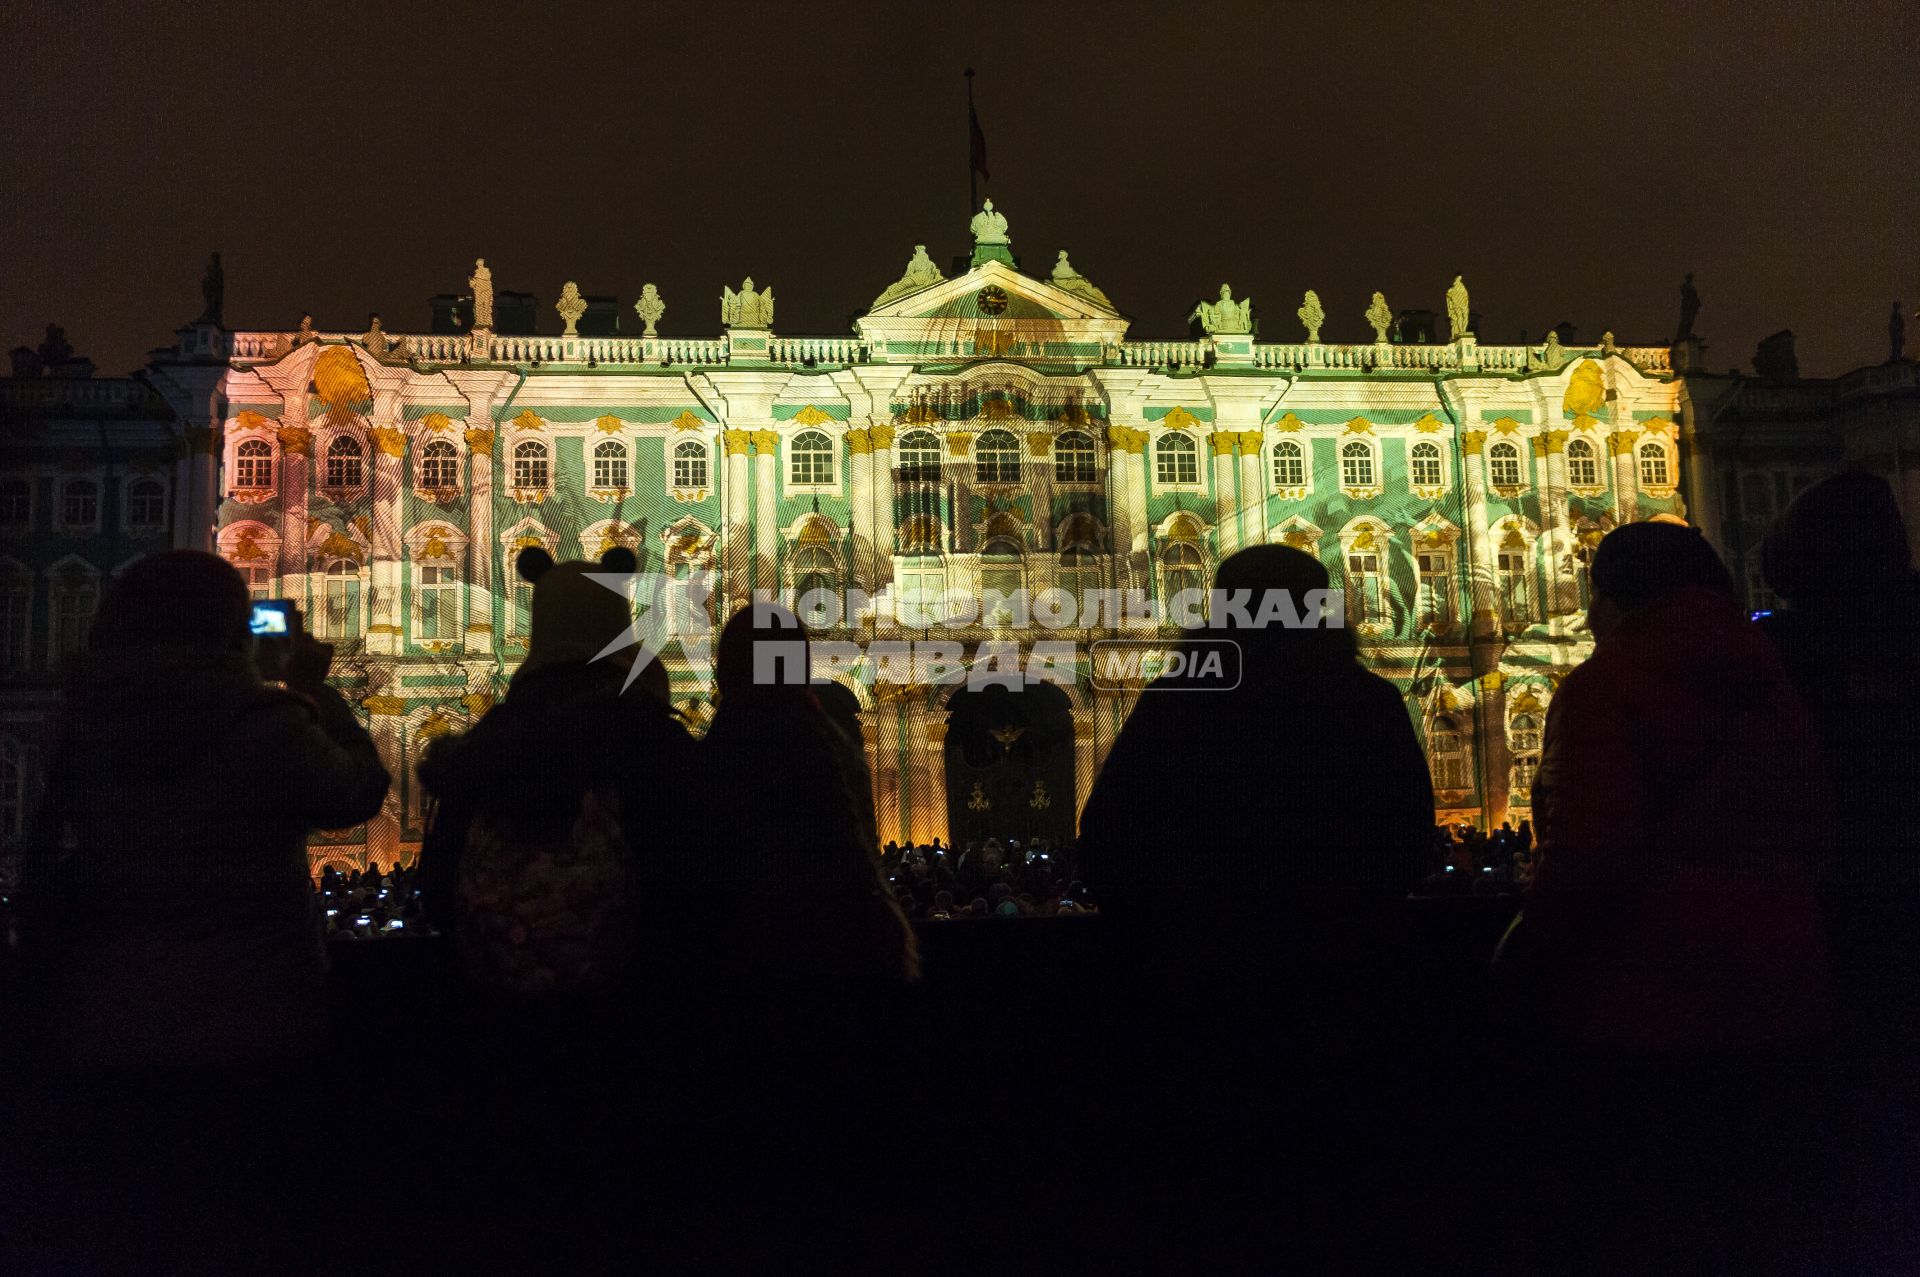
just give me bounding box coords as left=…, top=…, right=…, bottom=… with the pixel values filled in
left=965, top=67, right=977, bottom=216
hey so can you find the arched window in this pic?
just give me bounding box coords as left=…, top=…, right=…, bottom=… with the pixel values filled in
left=592, top=439, right=629, bottom=490
left=979, top=535, right=1024, bottom=607
left=325, top=436, right=365, bottom=489
left=511, top=440, right=549, bottom=490
left=789, top=430, right=834, bottom=486
left=61, top=479, right=99, bottom=530
left=792, top=545, right=839, bottom=627
left=414, top=563, right=458, bottom=641
left=51, top=572, right=97, bottom=659
left=126, top=479, right=165, bottom=531
left=1410, top=442, right=1443, bottom=489
left=1054, top=430, right=1096, bottom=484
left=1497, top=543, right=1534, bottom=625
left=1566, top=438, right=1600, bottom=487
left=1155, top=432, right=1199, bottom=485
left=672, top=440, right=709, bottom=489
left=1058, top=546, right=1100, bottom=601
left=976, top=430, right=1020, bottom=484
left=234, top=439, right=274, bottom=490
left=1161, top=541, right=1206, bottom=608
left=418, top=440, right=458, bottom=490
left=1346, top=536, right=1385, bottom=627
left=0, top=566, right=29, bottom=672
left=1488, top=442, right=1523, bottom=488
left=317, top=559, right=361, bottom=639
left=1638, top=440, right=1671, bottom=488
left=1428, top=716, right=1467, bottom=790
left=1340, top=441, right=1376, bottom=489
left=0, top=479, right=29, bottom=530
left=896, top=430, right=942, bottom=484
left=1271, top=440, right=1305, bottom=488
left=1510, top=713, right=1542, bottom=792
left=0, top=733, right=24, bottom=843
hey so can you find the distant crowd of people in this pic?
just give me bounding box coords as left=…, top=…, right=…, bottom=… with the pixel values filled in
left=881, top=838, right=1092, bottom=920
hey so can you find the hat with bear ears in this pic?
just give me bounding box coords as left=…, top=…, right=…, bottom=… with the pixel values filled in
left=511, top=543, right=642, bottom=685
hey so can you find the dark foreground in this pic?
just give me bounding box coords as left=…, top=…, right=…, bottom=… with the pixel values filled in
left=4, top=904, right=1915, bottom=1276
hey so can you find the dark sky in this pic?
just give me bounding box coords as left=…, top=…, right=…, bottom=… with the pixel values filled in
left=3, top=0, right=1914, bottom=378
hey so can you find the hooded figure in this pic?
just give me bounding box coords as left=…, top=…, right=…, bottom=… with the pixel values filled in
left=1522, top=521, right=1833, bottom=1051
left=19, top=551, right=389, bottom=1068
left=418, top=545, right=693, bottom=1000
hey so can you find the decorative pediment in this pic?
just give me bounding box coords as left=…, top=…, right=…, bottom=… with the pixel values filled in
left=857, top=259, right=1130, bottom=363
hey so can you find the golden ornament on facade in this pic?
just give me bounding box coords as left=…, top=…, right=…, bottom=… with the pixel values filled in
left=670, top=410, right=705, bottom=431
left=904, top=401, right=939, bottom=426
left=1479, top=671, right=1507, bottom=692
left=594, top=414, right=624, bottom=434
left=422, top=535, right=449, bottom=560
left=1106, top=424, right=1148, bottom=453
left=231, top=531, right=270, bottom=562
left=362, top=694, right=406, bottom=716
left=1350, top=525, right=1378, bottom=552
left=461, top=690, right=496, bottom=717
left=233, top=410, right=271, bottom=434
left=944, top=432, right=974, bottom=457
left=867, top=424, right=894, bottom=450
left=1343, top=416, right=1374, bottom=435
left=1460, top=430, right=1488, bottom=452
left=1607, top=430, right=1640, bottom=456
left=1209, top=431, right=1238, bottom=456
left=464, top=427, right=495, bottom=455
left=750, top=430, right=780, bottom=455
left=315, top=530, right=363, bottom=562
left=967, top=781, right=990, bottom=812
left=1491, top=416, right=1522, bottom=435
left=792, top=405, right=833, bottom=427
left=845, top=428, right=873, bottom=455
left=510, top=409, right=544, bottom=432
left=1563, top=359, right=1606, bottom=425
left=1029, top=781, right=1051, bottom=811
left=927, top=720, right=949, bottom=743
left=421, top=412, right=453, bottom=433
left=1283, top=529, right=1317, bottom=550
left=723, top=430, right=752, bottom=456
left=1165, top=513, right=1202, bottom=542
left=313, top=346, right=372, bottom=429
left=370, top=426, right=407, bottom=458
left=1273, top=412, right=1305, bottom=433
left=1236, top=432, right=1263, bottom=455
left=1413, top=413, right=1446, bottom=434
left=271, top=424, right=310, bottom=455
left=1163, top=406, right=1200, bottom=432
left=1539, top=429, right=1569, bottom=455
left=1025, top=433, right=1053, bottom=456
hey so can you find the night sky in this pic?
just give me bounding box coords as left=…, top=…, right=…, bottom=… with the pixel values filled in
left=3, top=0, right=1914, bottom=378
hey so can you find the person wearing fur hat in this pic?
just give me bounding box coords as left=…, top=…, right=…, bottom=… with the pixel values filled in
left=417, top=544, right=694, bottom=1004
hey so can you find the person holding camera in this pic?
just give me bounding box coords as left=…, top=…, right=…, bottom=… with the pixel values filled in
left=18, top=550, right=390, bottom=1070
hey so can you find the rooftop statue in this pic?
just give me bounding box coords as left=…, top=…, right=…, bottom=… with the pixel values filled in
left=1297, top=290, right=1326, bottom=342
left=1365, top=291, right=1392, bottom=342
left=721, top=277, right=775, bottom=329
left=556, top=281, right=587, bottom=336
left=198, top=252, right=224, bottom=327
left=294, top=313, right=318, bottom=346
left=1528, top=329, right=1566, bottom=372
left=469, top=258, right=494, bottom=329
left=1191, top=284, right=1253, bottom=336
left=1677, top=273, right=1701, bottom=340
left=969, top=199, right=1010, bottom=246
left=1049, top=250, right=1112, bottom=309
left=37, top=323, right=73, bottom=370
left=363, top=315, right=390, bottom=357
left=1445, top=275, right=1471, bottom=339
left=873, top=245, right=945, bottom=308
left=634, top=283, right=665, bottom=336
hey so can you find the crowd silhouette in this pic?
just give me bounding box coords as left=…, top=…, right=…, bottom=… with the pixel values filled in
left=3, top=476, right=1918, bottom=1272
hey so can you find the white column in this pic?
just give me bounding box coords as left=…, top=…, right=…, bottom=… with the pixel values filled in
left=847, top=429, right=874, bottom=588
left=1460, top=430, right=1497, bottom=638
left=722, top=431, right=752, bottom=613
left=1537, top=431, right=1575, bottom=623
left=1108, top=428, right=1149, bottom=594
left=1609, top=427, right=1641, bottom=525
left=1027, top=431, right=1055, bottom=553
left=277, top=401, right=312, bottom=599
left=367, top=415, right=405, bottom=655
left=1209, top=431, right=1240, bottom=556
left=751, top=430, right=778, bottom=599
left=464, top=421, right=495, bottom=652
left=1236, top=433, right=1265, bottom=545
left=868, top=425, right=896, bottom=593
left=911, top=699, right=951, bottom=846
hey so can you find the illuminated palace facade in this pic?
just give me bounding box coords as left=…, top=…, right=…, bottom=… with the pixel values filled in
left=5, top=206, right=1914, bottom=870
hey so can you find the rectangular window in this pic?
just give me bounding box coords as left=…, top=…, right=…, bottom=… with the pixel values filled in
left=593, top=449, right=628, bottom=490
left=0, top=587, right=28, bottom=671
left=1346, top=552, right=1384, bottom=626
left=416, top=565, right=458, bottom=641
left=243, top=566, right=272, bottom=601
left=53, top=587, right=94, bottom=660
left=318, top=575, right=360, bottom=640
left=1416, top=552, right=1452, bottom=626
left=897, top=566, right=947, bottom=627
left=1497, top=551, right=1533, bottom=624
left=510, top=580, right=534, bottom=639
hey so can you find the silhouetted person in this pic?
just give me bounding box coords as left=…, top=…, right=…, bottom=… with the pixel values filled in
left=1503, top=519, right=1837, bottom=1271
left=1891, top=300, right=1906, bottom=364
left=695, top=603, right=916, bottom=999
left=1760, top=473, right=1920, bottom=1050
left=18, top=551, right=389, bottom=1068
left=1082, top=544, right=1434, bottom=920
left=418, top=545, right=693, bottom=1003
